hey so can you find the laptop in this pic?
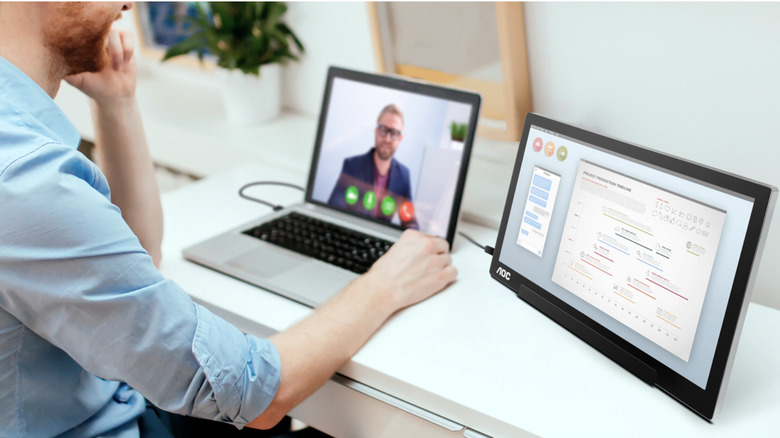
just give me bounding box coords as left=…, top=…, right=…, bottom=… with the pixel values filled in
left=183, top=66, right=481, bottom=307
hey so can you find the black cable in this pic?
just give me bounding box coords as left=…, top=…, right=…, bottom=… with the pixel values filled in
left=457, top=231, right=494, bottom=255
left=238, top=181, right=305, bottom=211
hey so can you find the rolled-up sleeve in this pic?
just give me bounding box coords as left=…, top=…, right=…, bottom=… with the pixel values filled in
left=191, top=304, right=281, bottom=425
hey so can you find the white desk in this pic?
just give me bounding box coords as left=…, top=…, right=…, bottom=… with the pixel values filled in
left=160, top=164, right=780, bottom=438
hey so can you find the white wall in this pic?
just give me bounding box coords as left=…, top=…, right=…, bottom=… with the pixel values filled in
left=522, top=2, right=780, bottom=309
left=282, top=2, right=377, bottom=115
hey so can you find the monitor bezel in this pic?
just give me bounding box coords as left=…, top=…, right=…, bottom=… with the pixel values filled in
left=305, top=66, right=481, bottom=246
left=490, top=112, right=776, bottom=420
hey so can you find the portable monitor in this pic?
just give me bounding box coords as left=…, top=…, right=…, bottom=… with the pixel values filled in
left=490, top=113, right=776, bottom=420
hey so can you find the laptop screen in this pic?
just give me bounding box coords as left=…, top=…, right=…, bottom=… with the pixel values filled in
left=491, top=113, right=776, bottom=420
left=307, top=67, right=481, bottom=244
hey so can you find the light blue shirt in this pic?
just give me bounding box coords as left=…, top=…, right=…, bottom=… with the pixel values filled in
left=0, top=56, right=281, bottom=437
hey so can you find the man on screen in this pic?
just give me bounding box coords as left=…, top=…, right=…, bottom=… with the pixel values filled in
left=328, top=104, right=419, bottom=229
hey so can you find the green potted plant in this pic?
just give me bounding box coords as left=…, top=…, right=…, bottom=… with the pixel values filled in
left=450, top=121, right=468, bottom=143
left=162, top=2, right=305, bottom=124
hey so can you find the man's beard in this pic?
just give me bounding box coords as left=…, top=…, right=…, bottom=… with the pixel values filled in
left=44, top=3, right=117, bottom=76
left=376, top=144, right=394, bottom=161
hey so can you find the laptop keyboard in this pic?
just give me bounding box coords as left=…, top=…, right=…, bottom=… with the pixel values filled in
left=242, top=212, right=393, bottom=274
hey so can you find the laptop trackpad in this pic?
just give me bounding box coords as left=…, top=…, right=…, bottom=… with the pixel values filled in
left=227, top=248, right=302, bottom=278
left=273, top=263, right=354, bottom=292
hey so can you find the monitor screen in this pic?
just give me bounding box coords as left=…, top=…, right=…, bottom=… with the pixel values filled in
left=491, top=113, right=776, bottom=420
left=307, top=69, right=480, bottom=244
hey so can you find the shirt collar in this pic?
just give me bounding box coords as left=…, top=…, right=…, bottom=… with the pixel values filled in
left=370, top=147, right=395, bottom=179
left=0, top=55, right=81, bottom=148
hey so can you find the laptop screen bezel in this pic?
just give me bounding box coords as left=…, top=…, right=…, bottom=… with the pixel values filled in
left=304, top=66, right=481, bottom=247
left=489, top=112, right=776, bottom=420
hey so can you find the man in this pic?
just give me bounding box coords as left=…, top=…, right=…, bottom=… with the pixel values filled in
left=0, top=3, right=456, bottom=437
left=328, top=104, right=418, bottom=229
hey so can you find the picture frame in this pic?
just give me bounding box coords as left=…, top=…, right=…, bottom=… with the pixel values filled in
left=368, top=2, right=532, bottom=142
left=133, top=2, right=214, bottom=70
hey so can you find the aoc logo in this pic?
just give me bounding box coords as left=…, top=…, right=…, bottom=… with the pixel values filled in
left=496, top=267, right=511, bottom=281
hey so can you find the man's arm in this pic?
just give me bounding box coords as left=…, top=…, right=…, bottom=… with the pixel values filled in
left=65, top=28, right=163, bottom=266
left=249, top=229, right=456, bottom=428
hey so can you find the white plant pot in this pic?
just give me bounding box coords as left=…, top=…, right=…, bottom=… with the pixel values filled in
left=221, top=64, right=281, bottom=125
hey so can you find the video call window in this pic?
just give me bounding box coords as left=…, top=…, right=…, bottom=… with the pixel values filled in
left=310, top=78, right=473, bottom=238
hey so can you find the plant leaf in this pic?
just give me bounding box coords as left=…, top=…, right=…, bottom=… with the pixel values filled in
left=278, top=22, right=304, bottom=53
left=162, top=32, right=206, bottom=61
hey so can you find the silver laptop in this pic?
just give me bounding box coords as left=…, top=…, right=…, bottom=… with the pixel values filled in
left=183, top=66, right=481, bottom=307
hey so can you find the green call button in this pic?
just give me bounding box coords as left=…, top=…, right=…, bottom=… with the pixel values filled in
left=345, top=186, right=359, bottom=205
left=381, top=196, right=396, bottom=216
left=363, top=191, right=377, bottom=210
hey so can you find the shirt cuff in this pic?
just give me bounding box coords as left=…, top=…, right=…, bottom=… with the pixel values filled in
left=191, top=303, right=281, bottom=426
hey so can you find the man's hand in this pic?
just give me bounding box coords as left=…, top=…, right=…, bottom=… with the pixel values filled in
left=64, top=27, right=136, bottom=105
left=366, top=229, right=457, bottom=310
